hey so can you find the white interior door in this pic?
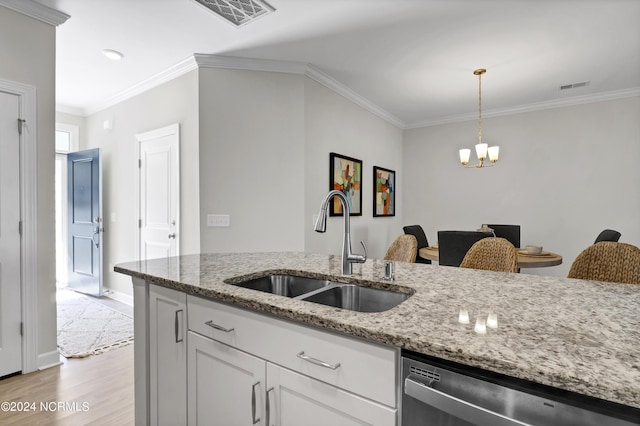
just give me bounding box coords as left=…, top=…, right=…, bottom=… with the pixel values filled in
left=138, top=124, right=180, bottom=261
left=0, top=90, right=22, bottom=376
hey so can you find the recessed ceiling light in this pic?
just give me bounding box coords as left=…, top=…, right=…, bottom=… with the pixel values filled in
left=102, top=49, right=124, bottom=61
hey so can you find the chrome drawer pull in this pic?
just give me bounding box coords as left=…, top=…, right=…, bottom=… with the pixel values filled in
left=204, top=320, right=234, bottom=333
left=296, top=351, right=341, bottom=370
left=174, top=309, right=184, bottom=343
left=251, top=381, right=261, bottom=424
left=266, top=387, right=274, bottom=426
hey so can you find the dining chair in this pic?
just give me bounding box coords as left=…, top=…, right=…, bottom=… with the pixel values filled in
left=460, top=237, right=518, bottom=273
left=568, top=241, right=640, bottom=284
left=594, top=229, right=621, bottom=243
left=384, top=235, right=418, bottom=263
left=486, top=224, right=521, bottom=248
left=437, top=230, right=492, bottom=267
left=403, top=225, right=431, bottom=264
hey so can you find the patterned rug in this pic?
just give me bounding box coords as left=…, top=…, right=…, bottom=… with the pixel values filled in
left=56, top=289, right=134, bottom=358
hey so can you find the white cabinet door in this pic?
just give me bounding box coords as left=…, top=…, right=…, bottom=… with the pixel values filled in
left=266, top=363, right=397, bottom=426
left=149, top=284, right=187, bottom=426
left=188, top=331, right=266, bottom=426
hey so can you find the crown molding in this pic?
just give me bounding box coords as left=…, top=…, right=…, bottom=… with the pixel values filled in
left=82, top=55, right=199, bottom=116
left=194, top=54, right=405, bottom=128
left=55, top=104, right=84, bottom=116
left=303, top=63, right=405, bottom=128
left=72, top=51, right=640, bottom=128
left=0, top=0, right=69, bottom=26
left=405, top=87, right=640, bottom=129
left=194, top=53, right=309, bottom=75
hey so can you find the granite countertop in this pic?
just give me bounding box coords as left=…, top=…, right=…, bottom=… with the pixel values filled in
left=114, top=252, right=640, bottom=409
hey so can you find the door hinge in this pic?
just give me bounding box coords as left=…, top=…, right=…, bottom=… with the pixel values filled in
left=20, top=322, right=23, bottom=336
left=18, top=221, right=22, bottom=236
left=17, top=118, right=26, bottom=136
left=138, top=159, right=141, bottom=168
left=138, top=219, right=142, bottom=228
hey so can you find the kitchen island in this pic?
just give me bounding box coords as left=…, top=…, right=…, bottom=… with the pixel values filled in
left=115, top=252, right=640, bottom=423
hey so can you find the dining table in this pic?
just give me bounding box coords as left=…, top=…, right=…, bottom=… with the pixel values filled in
left=418, top=246, right=563, bottom=268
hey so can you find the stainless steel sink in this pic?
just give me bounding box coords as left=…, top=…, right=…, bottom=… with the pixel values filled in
left=227, top=274, right=334, bottom=297
left=299, top=284, right=411, bottom=312
left=227, top=274, right=412, bottom=312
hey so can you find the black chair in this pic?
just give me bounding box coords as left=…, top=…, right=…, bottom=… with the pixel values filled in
left=487, top=224, right=521, bottom=248
left=437, top=230, right=493, bottom=267
left=594, top=229, right=621, bottom=243
left=403, top=225, right=431, bottom=264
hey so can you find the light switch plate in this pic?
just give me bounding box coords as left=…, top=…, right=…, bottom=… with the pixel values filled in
left=207, top=214, right=230, bottom=227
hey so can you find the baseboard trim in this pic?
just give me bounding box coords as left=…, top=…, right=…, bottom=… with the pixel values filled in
left=37, top=350, right=62, bottom=370
left=104, top=289, right=134, bottom=306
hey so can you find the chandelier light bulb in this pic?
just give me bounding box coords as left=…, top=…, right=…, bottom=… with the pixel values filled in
left=488, top=146, right=500, bottom=162
left=459, top=149, right=471, bottom=165
left=475, top=143, right=488, bottom=160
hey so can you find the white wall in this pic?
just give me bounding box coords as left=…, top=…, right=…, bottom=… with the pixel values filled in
left=197, top=68, right=404, bottom=259
left=0, top=6, right=57, bottom=366
left=198, top=68, right=306, bottom=253
left=304, top=78, right=404, bottom=259
left=79, top=70, right=201, bottom=295
left=403, top=96, right=640, bottom=277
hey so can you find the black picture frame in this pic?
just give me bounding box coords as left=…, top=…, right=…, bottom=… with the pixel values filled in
left=329, top=152, right=362, bottom=216
left=373, top=166, right=395, bottom=217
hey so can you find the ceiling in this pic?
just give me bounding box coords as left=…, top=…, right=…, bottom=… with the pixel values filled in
left=31, top=0, right=640, bottom=128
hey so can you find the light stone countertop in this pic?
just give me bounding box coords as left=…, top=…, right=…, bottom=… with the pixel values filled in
left=114, top=252, right=640, bottom=410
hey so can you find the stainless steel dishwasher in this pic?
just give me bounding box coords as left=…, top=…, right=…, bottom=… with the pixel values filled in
left=401, top=350, right=640, bottom=426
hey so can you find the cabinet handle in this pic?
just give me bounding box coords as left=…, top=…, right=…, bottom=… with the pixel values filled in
left=251, top=382, right=261, bottom=424
left=296, top=351, right=341, bottom=370
left=174, top=309, right=183, bottom=343
left=204, top=320, right=235, bottom=333
left=265, top=387, right=274, bottom=426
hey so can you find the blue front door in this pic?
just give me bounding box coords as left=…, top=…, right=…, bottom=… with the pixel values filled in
left=67, top=148, right=102, bottom=296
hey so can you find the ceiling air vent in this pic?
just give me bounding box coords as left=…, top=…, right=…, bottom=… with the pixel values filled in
left=560, top=81, right=590, bottom=91
left=194, top=0, right=275, bottom=27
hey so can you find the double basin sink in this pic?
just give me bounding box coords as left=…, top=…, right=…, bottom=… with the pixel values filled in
left=225, top=274, right=412, bottom=313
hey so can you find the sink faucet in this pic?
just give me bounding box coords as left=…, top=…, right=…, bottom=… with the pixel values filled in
left=314, top=190, right=367, bottom=275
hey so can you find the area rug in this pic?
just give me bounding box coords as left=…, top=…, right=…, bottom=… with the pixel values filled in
left=56, top=289, right=134, bottom=358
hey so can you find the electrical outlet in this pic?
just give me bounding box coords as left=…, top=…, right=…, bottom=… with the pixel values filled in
left=207, top=214, right=230, bottom=227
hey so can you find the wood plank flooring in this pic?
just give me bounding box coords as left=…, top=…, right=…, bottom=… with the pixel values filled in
left=0, top=345, right=134, bottom=425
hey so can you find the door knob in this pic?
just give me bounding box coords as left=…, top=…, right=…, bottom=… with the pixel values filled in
left=168, top=233, right=176, bottom=239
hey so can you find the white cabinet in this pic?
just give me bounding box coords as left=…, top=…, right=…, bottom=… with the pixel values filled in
left=187, top=295, right=397, bottom=426
left=187, top=331, right=396, bottom=426
left=134, top=280, right=398, bottom=426
left=149, top=284, right=187, bottom=426
left=266, top=363, right=397, bottom=426
left=187, top=331, right=266, bottom=426
left=187, top=295, right=397, bottom=407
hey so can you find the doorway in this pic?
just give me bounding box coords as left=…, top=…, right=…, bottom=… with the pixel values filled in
left=54, top=123, right=78, bottom=287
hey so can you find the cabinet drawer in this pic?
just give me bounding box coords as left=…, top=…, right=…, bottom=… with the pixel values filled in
left=268, top=362, right=396, bottom=426
left=187, top=295, right=397, bottom=407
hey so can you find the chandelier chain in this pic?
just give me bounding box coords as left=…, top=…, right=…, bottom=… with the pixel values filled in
left=478, top=71, right=482, bottom=143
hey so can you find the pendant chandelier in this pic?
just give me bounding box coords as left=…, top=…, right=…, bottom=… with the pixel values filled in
left=459, top=68, right=499, bottom=168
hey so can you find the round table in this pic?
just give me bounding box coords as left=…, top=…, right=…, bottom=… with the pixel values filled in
left=418, top=247, right=562, bottom=268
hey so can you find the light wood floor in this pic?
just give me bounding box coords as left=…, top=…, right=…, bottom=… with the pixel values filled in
left=0, top=344, right=134, bottom=425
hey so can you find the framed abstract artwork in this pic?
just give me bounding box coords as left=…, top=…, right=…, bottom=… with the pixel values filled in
left=329, top=152, right=362, bottom=216
left=373, top=166, right=395, bottom=217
